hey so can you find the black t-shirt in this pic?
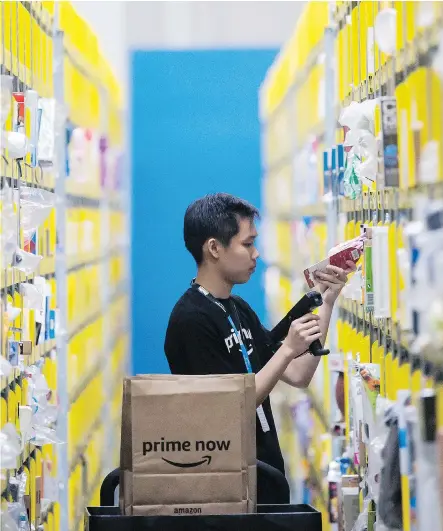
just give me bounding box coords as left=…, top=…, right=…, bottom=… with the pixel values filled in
left=164, top=285, right=285, bottom=475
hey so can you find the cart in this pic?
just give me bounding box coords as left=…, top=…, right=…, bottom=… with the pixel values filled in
left=85, top=464, right=323, bottom=531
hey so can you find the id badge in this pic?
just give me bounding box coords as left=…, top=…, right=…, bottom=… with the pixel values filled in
left=257, top=405, right=270, bottom=432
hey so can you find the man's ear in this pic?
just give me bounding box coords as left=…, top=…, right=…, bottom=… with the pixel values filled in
left=206, top=238, right=220, bottom=260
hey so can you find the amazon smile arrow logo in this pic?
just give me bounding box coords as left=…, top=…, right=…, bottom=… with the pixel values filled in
left=161, top=455, right=212, bottom=468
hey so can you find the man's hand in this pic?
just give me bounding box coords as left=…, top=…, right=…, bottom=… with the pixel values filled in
left=282, top=313, right=322, bottom=357
left=314, top=260, right=357, bottom=306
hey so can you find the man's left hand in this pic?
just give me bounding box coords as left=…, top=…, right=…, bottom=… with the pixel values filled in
left=313, top=260, right=357, bottom=306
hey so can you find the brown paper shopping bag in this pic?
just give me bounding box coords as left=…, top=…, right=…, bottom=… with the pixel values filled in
left=120, top=374, right=256, bottom=516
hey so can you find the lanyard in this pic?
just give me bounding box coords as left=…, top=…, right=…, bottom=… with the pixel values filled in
left=227, top=314, right=253, bottom=373
left=195, top=284, right=270, bottom=433
left=196, top=285, right=252, bottom=372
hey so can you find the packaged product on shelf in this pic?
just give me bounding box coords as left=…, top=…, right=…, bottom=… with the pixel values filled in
left=367, top=397, right=392, bottom=504
left=24, top=363, right=62, bottom=446
left=417, top=1, right=436, bottom=28
left=359, top=364, right=380, bottom=413
left=432, top=30, right=443, bottom=81
left=12, top=248, right=42, bottom=275
left=374, top=8, right=397, bottom=55
left=372, top=225, right=391, bottom=319
left=339, top=100, right=380, bottom=194
left=412, top=390, right=441, bottom=531
left=0, top=423, right=21, bottom=469
left=25, top=90, right=40, bottom=168
left=6, top=302, right=21, bottom=322
left=338, top=474, right=360, bottom=531
left=379, top=97, right=399, bottom=188
left=349, top=500, right=369, bottom=531
left=20, top=282, right=44, bottom=310
left=0, top=356, right=13, bottom=378
left=343, top=152, right=362, bottom=199
left=8, top=471, right=29, bottom=530
left=401, top=394, right=418, bottom=530
left=120, top=374, right=256, bottom=516
left=327, top=461, right=341, bottom=524
left=1, top=130, right=29, bottom=159
left=339, top=100, right=378, bottom=134
left=359, top=364, right=381, bottom=500
left=350, top=370, right=363, bottom=467
left=19, top=186, right=55, bottom=242
left=303, top=233, right=368, bottom=289
left=377, top=401, right=403, bottom=531
left=37, top=98, right=56, bottom=168
left=363, top=236, right=374, bottom=311
left=0, top=182, right=18, bottom=267
left=437, top=426, right=443, bottom=524
left=0, top=508, right=21, bottom=531
left=0, top=74, right=13, bottom=126
left=342, top=268, right=363, bottom=302
left=68, top=127, right=92, bottom=183
left=355, top=130, right=378, bottom=187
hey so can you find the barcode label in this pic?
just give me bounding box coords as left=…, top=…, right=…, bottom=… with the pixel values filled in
left=365, top=292, right=374, bottom=309
left=257, top=405, right=270, bottom=433
left=351, top=249, right=360, bottom=261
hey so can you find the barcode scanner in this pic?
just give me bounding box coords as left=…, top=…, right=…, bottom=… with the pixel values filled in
left=270, top=291, right=330, bottom=356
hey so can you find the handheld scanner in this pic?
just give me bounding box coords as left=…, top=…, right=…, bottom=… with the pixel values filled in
left=270, top=291, right=330, bottom=356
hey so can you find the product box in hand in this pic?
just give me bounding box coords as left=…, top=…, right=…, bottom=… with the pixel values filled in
left=303, top=234, right=367, bottom=288
left=120, top=374, right=256, bottom=516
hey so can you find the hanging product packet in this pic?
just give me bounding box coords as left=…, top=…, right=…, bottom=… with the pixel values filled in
left=343, top=153, right=362, bottom=200
left=359, top=364, right=381, bottom=413
left=0, top=181, right=19, bottom=267
left=0, top=424, right=22, bottom=469
left=19, top=186, right=55, bottom=241
left=377, top=401, right=403, bottom=531
left=0, top=75, right=13, bottom=126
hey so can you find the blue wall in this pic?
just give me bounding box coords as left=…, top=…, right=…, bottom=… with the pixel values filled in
left=131, top=49, right=277, bottom=375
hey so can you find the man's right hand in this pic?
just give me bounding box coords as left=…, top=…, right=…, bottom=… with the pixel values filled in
left=282, top=313, right=322, bottom=357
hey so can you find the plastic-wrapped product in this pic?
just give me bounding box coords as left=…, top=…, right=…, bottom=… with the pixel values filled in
left=19, top=282, right=45, bottom=310
left=374, top=8, right=397, bottom=55
left=343, top=153, right=362, bottom=199
left=350, top=368, right=364, bottom=467
left=0, top=509, right=21, bottom=531
left=0, top=75, right=13, bottom=126
left=0, top=182, right=18, bottom=267
left=19, top=186, right=55, bottom=240
left=24, top=365, right=64, bottom=446
left=377, top=402, right=403, bottom=530
left=358, top=364, right=381, bottom=500
left=0, top=423, right=21, bottom=469
left=12, top=248, right=42, bottom=275
left=37, top=98, right=55, bottom=167
left=339, top=100, right=379, bottom=134
left=1, top=130, right=29, bottom=159
left=414, top=390, right=441, bottom=531
left=0, top=356, right=13, bottom=378
left=433, top=31, right=443, bottom=81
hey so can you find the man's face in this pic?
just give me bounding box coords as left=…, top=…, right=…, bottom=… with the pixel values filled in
left=218, top=217, right=259, bottom=285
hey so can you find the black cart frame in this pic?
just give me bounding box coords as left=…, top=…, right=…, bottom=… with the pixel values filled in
left=85, top=465, right=323, bottom=531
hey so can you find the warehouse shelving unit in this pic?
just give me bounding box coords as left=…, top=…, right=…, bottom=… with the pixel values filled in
left=0, top=3, right=129, bottom=531
left=261, top=2, right=443, bottom=530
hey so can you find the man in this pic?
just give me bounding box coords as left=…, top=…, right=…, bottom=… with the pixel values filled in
left=164, top=193, right=355, bottom=503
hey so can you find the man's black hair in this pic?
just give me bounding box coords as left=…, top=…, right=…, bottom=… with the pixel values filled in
left=184, top=193, right=260, bottom=265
